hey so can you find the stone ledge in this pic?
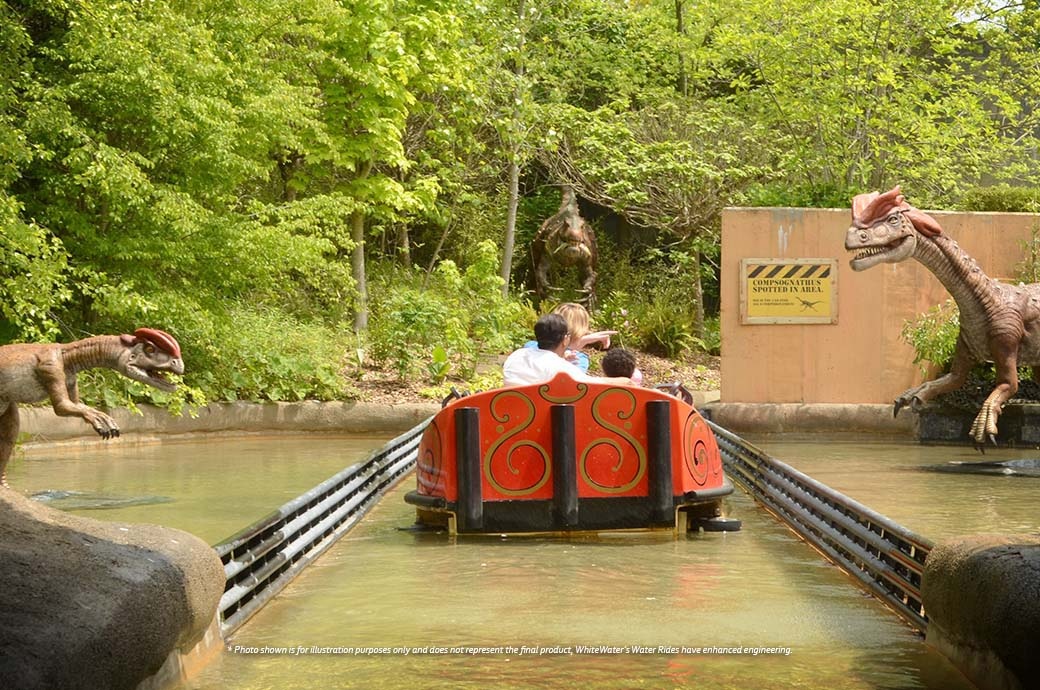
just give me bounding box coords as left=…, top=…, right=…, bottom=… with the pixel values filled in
left=919, top=403, right=1040, bottom=447
left=700, top=402, right=916, bottom=439
left=18, top=400, right=441, bottom=448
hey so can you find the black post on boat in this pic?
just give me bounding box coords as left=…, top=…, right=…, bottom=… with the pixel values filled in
left=455, top=406, right=483, bottom=531
left=551, top=404, right=579, bottom=528
left=647, top=400, right=674, bottom=524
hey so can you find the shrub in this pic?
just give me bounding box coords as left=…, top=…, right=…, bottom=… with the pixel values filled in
left=900, top=300, right=959, bottom=374
left=78, top=300, right=355, bottom=409
left=957, top=185, right=1040, bottom=213
left=368, top=240, right=534, bottom=383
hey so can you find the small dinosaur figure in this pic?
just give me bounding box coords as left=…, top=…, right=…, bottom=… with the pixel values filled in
left=844, top=186, right=1040, bottom=446
left=531, top=185, right=598, bottom=307
left=797, top=298, right=823, bottom=312
left=0, top=328, right=184, bottom=487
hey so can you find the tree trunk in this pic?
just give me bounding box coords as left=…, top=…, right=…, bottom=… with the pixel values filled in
left=351, top=208, right=368, bottom=332
left=675, top=0, right=688, bottom=97
left=396, top=224, right=411, bottom=267
left=423, top=221, right=452, bottom=290
left=501, top=159, right=520, bottom=297
left=499, top=0, right=527, bottom=298
left=351, top=159, right=374, bottom=333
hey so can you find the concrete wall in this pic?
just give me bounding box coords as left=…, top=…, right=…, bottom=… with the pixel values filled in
left=720, top=207, right=1040, bottom=404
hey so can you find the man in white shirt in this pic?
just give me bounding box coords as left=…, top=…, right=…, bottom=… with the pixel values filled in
left=503, top=314, right=632, bottom=387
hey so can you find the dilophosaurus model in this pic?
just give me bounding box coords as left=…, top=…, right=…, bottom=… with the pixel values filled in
left=844, top=186, right=1040, bottom=447
left=0, top=328, right=184, bottom=487
left=531, top=185, right=599, bottom=307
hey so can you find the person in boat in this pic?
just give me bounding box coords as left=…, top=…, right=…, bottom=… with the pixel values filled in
left=601, top=347, right=644, bottom=386
left=523, top=302, right=615, bottom=372
left=504, top=314, right=632, bottom=387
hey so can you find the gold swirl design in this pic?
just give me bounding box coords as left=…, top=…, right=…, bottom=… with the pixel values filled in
left=483, top=391, right=550, bottom=496
left=416, top=421, right=443, bottom=493
left=684, top=411, right=708, bottom=485
left=538, top=382, right=588, bottom=404
left=581, top=388, right=646, bottom=493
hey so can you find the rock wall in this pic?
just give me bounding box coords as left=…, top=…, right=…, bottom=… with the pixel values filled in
left=0, top=488, right=225, bottom=690
left=922, top=534, right=1040, bottom=690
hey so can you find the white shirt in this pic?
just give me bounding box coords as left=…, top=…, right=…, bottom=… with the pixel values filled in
left=502, top=347, right=592, bottom=387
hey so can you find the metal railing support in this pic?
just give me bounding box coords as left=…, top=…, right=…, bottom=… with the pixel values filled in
left=214, top=418, right=429, bottom=636
left=707, top=420, right=932, bottom=633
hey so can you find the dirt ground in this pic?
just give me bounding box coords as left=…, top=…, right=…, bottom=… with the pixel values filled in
left=352, top=349, right=721, bottom=405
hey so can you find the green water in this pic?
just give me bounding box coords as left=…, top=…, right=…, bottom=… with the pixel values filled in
left=18, top=435, right=1033, bottom=689
left=750, top=438, right=1040, bottom=539
left=10, top=435, right=390, bottom=544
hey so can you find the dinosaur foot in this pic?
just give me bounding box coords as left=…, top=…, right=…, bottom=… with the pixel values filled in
left=893, top=394, right=924, bottom=418
left=969, top=409, right=1000, bottom=452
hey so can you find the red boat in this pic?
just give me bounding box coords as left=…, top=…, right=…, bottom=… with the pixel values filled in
left=404, top=373, right=737, bottom=534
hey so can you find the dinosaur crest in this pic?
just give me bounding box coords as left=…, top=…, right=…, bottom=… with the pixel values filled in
left=120, top=328, right=182, bottom=358
left=851, top=185, right=943, bottom=238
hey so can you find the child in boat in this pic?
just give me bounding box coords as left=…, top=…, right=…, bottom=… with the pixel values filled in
left=523, top=302, right=615, bottom=372
left=600, top=347, right=644, bottom=386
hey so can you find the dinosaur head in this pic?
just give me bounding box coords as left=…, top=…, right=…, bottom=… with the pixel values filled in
left=845, top=186, right=944, bottom=271
left=118, top=328, right=184, bottom=393
left=552, top=216, right=594, bottom=265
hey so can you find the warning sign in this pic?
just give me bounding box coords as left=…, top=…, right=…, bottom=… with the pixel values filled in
left=740, top=258, right=837, bottom=324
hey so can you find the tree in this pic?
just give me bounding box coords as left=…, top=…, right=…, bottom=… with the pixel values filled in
left=683, top=0, right=1040, bottom=204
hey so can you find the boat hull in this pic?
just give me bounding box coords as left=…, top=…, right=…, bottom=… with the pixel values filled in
left=405, top=373, right=735, bottom=534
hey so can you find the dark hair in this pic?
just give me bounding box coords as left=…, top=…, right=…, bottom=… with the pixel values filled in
left=601, top=347, right=637, bottom=378
left=534, top=313, right=569, bottom=350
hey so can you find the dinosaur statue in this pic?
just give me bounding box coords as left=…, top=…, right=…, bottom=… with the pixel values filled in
left=0, top=328, right=184, bottom=487
left=844, top=186, right=1040, bottom=446
left=531, top=185, right=598, bottom=307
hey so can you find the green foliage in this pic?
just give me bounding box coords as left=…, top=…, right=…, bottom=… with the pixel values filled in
left=4, top=0, right=1040, bottom=405
left=701, top=316, right=722, bottom=357
left=742, top=182, right=852, bottom=210
left=370, top=286, right=465, bottom=379
left=369, top=240, right=534, bottom=382
left=1015, top=223, right=1040, bottom=284
left=78, top=370, right=207, bottom=419
left=635, top=300, right=699, bottom=358
left=595, top=243, right=711, bottom=358
left=427, top=345, right=451, bottom=384
left=0, top=207, right=71, bottom=340
left=900, top=300, right=960, bottom=374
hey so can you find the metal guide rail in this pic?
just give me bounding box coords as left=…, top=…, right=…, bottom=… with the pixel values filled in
left=214, top=419, right=430, bottom=636
left=707, top=420, right=933, bottom=633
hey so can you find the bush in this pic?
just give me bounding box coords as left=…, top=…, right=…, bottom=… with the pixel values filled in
left=78, top=300, right=355, bottom=409
left=900, top=300, right=959, bottom=374
left=957, top=185, right=1040, bottom=213
left=368, top=240, right=534, bottom=383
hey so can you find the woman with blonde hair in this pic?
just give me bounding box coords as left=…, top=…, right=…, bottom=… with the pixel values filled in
left=524, top=302, right=617, bottom=373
